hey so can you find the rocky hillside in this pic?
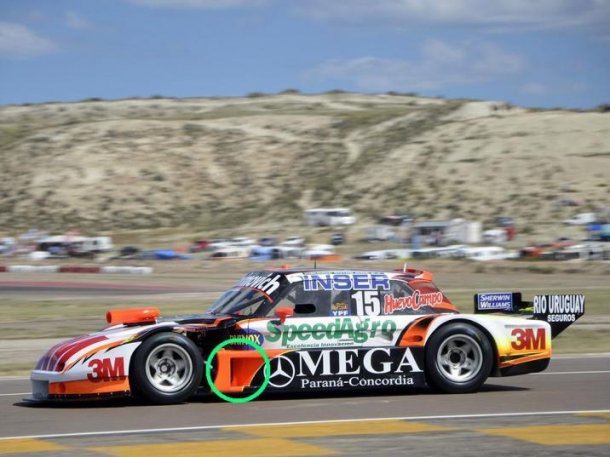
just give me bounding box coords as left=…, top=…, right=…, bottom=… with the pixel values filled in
left=1, top=93, right=608, bottom=235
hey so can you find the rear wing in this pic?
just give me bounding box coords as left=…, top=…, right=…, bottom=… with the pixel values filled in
left=474, top=292, right=585, bottom=338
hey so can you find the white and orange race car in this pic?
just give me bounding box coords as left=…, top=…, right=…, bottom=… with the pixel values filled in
left=30, top=268, right=584, bottom=404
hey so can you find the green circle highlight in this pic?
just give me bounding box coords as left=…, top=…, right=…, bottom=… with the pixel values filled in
left=204, top=337, right=270, bottom=403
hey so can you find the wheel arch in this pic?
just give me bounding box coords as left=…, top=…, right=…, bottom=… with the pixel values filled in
left=129, top=325, right=201, bottom=363
left=133, top=324, right=187, bottom=338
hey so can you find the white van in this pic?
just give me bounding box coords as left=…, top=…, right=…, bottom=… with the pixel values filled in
left=304, top=208, right=356, bottom=226
left=364, top=226, right=396, bottom=242
left=459, top=246, right=517, bottom=261
left=483, top=229, right=507, bottom=245
left=210, top=246, right=250, bottom=259
left=37, top=235, right=113, bottom=254
left=563, top=213, right=596, bottom=225
left=81, top=236, right=113, bottom=253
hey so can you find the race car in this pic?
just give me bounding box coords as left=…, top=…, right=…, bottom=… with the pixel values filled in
left=30, top=267, right=585, bottom=404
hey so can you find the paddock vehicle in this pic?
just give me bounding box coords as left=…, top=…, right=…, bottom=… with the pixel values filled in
left=30, top=268, right=584, bottom=404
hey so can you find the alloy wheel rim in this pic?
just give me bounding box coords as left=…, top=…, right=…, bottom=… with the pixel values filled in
left=145, top=343, right=193, bottom=393
left=436, top=334, right=483, bottom=383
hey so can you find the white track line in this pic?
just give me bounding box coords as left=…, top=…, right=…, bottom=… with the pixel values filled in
left=554, top=353, right=610, bottom=359
left=1, top=409, right=609, bottom=441
left=533, top=370, right=610, bottom=375
left=0, top=392, right=29, bottom=397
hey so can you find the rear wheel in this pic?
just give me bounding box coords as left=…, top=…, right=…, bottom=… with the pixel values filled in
left=130, top=333, right=203, bottom=404
left=425, top=323, right=493, bottom=394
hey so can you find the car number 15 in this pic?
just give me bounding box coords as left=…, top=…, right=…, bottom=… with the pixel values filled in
left=352, top=291, right=381, bottom=316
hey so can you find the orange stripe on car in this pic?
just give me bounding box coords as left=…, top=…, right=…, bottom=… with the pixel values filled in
left=55, top=335, right=107, bottom=371
left=499, top=352, right=551, bottom=367
left=48, top=377, right=129, bottom=395
left=398, top=316, right=437, bottom=347
left=61, top=340, right=128, bottom=373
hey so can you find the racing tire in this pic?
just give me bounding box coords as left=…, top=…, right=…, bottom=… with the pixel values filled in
left=130, top=332, right=203, bottom=404
left=425, top=323, right=493, bottom=394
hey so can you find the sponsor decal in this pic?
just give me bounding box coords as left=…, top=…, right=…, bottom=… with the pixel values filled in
left=383, top=291, right=444, bottom=314
left=267, top=348, right=423, bottom=390
left=330, top=301, right=350, bottom=317
left=268, top=356, right=296, bottom=388
left=40, top=335, right=107, bottom=372
left=87, top=357, right=125, bottom=381
left=476, top=293, right=513, bottom=311
left=533, top=294, right=585, bottom=323
left=511, top=328, right=546, bottom=351
left=237, top=272, right=282, bottom=296
left=352, top=290, right=381, bottom=316
left=285, top=273, right=304, bottom=284
left=229, top=328, right=265, bottom=349
left=266, top=318, right=397, bottom=347
left=303, top=273, right=390, bottom=291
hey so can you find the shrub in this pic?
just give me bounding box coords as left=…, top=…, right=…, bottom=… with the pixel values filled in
left=597, top=103, right=610, bottom=113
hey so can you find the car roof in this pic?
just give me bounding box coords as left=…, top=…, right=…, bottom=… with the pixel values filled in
left=258, top=267, right=434, bottom=282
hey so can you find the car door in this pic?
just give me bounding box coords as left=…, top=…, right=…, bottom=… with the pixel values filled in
left=245, top=273, right=426, bottom=391
left=247, top=281, right=362, bottom=350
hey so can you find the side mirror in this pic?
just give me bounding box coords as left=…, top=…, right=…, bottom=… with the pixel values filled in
left=274, top=307, right=294, bottom=325
left=294, top=303, right=316, bottom=315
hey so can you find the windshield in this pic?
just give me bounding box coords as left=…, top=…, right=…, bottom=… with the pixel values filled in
left=208, top=287, right=273, bottom=317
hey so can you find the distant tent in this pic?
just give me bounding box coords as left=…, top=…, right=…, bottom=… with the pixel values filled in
left=153, top=249, right=191, bottom=260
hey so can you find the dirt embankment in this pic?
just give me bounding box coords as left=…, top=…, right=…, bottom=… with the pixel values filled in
left=0, top=94, right=608, bottom=237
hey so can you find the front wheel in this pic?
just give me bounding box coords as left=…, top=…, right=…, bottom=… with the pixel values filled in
left=425, top=323, right=493, bottom=394
left=130, top=332, right=203, bottom=404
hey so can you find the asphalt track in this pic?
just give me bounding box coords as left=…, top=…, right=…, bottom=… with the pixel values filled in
left=0, top=355, right=609, bottom=456
left=1, top=276, right=609, bottom=455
